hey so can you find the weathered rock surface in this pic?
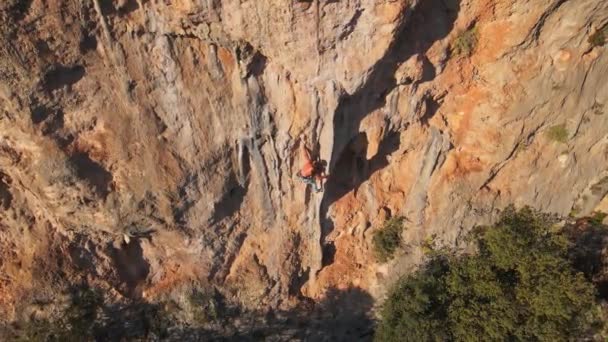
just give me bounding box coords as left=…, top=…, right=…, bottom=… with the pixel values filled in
left=0, top=0, right=607, bottom=337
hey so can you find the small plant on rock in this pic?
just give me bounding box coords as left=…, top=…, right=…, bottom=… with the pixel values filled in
left=373, top=217, right=405, bottom=262
left=570, top=205, right=582, bottom=218
left=546, top=124, right=569, bottom=143
left=589, top=212, right=608, bottom=227
left=421, top=234, right=437, bottom=255
left=451, top=26, right=478, bottom=57
left=589, top=25, right=608, bottom=47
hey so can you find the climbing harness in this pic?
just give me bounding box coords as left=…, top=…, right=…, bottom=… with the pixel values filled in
left=296, top=172, right=322, bottom=192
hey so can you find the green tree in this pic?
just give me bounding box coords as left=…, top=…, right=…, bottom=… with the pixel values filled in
left=373, top=217, right=406, bottom=262
left=376, top=207, right=600, bottom=342
left=375, top=257, right=450, bottom=342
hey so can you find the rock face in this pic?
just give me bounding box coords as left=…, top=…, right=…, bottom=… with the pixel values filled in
left=0, top=0, right=607, bottom=334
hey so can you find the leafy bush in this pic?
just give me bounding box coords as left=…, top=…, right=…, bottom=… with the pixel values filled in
left=569, top=205, right=581, bottom=217
left=451, top=26, right=478, bottom=57
left=373, top=217, right=405, bottom=262
left=589, top=25, right=608, bottom=47
left=421, top=234, right=437, bottom=255
left=589, top=211, right=608, bottom=227
left=546, top=124, right=569, bottom=143
left=376, top=207, right=600, bottom=342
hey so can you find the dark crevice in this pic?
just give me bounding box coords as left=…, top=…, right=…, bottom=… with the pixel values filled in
left=34, top=40, right=52, bottom=57
left=99, top=0, right=115, bottom=15
left=9, top=0, right=33, bottom=21
left=0, top=173, right=13, bottom=210
left=79, top=32, right=98, bottom=53
left=42, top=65, right=86, bottom=92
left=110, top=239, right=150, bottom=298
left=235, top=42, right=268, bottom=78
left=420, top=54, right=437, bottom=83
left=77, top=3, right=99, bottom=53
left=208, top=173, right=248, bottom=226
left=421, top=94, right=441, bottom=125
left=55, top=133, right=75, bottom=150
left=338, top=9, right=363, bottom=40
left=99, top=0, right=139, bottom=16
left=41, top=109, right=65, bottom=135
left=68, top=235, right=97, bottom=272
left=288, top=234, right=311, bottom=298
left=69, top=152, right=113, bottom=199
left=30, top=105, right=51, bottom=124
left=513, top=0, right=569, bottom=50
left=248, top=51, right=267, bottom=77
left=321, top=241, right=336, bottom=267
left=30, top=103, right=64, bottom=135
left=30, top=102, right=74, bottom=149
left=117, top=0, right=140, bottom=15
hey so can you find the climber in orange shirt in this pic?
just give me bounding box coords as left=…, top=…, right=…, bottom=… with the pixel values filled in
left=296, top=142, right=328, bottom=193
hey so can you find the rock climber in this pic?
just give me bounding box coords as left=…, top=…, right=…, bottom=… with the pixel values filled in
left=296, top=142, right=328, bottom=193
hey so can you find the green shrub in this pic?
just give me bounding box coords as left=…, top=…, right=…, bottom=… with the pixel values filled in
left=569, top=205, right=581, bottom=217
left=421, top=234, right=437, bottom=255
left=546, top=124, right=569, bottom=143
left=376, top=207, right=600, bottom=342
left=589, top=212, right=608, bottom=227
left=373, top=217, right=405, bottom=262
left=451, top=26, right=478, bottom=57
left=589, top=25, right=608, bottom=47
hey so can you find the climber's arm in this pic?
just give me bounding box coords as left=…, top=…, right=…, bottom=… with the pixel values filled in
left=317, top=171, right=329, bottom=180
left=301, top=143, right=312, bottom=163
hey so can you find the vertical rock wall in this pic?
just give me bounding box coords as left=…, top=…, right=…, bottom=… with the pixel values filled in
left=0, top=0, right=607, bottom=329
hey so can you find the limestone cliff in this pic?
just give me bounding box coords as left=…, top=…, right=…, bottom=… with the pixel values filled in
left=0, top=0, right=607, bottom=338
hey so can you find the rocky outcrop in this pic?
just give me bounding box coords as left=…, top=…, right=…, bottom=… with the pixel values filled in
left=0, top=0, right=607, bottom=335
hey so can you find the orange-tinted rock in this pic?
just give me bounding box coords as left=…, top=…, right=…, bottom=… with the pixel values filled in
left=0, top=0, right=607, bottom=337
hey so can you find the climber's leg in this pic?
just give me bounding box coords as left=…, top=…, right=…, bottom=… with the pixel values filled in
left=296, top=172, right=321, bottom=191
left=313, top=179, right=322, bottom=193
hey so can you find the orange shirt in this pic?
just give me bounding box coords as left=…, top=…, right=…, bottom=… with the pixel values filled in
left=301, top=160, right=315, bottom=177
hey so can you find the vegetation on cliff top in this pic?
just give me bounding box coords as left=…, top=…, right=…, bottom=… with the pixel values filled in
left=376, top=207, right=607, bottom=341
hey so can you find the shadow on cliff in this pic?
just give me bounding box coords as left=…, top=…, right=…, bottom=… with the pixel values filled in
left=109, top=238, right=150, bottom=299
left=565, top=217, right=608, bottom=299
left=170, top=286, right=376, bottom=341
left=6, top=285, right=375, bottom=341
left=320, top=0, right=461, bottom=257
